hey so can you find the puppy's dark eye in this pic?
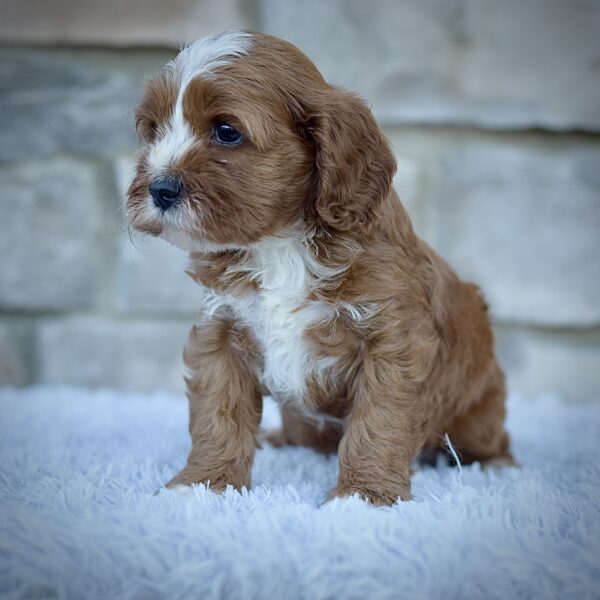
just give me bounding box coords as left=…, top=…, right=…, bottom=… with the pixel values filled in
left=214, top=121, right=243, bottom=146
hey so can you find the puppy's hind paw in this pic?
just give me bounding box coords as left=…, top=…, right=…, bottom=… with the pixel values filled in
left=262, top=429, right=288, bottom=448
left=481, top=454, right=519, bottom=469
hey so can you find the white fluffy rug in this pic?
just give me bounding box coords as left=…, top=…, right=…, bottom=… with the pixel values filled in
left=0, top=386, right=599, bottom=599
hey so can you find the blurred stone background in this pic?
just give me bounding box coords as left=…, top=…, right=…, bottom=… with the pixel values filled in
left=0, top=0, right=599, bottom=400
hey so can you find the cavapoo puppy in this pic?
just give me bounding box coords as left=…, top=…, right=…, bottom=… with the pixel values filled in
left=127, top=30, right=514, bottom=505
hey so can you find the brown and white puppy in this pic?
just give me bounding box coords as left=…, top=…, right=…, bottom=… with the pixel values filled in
left=127, top=30, right=514, bottom=506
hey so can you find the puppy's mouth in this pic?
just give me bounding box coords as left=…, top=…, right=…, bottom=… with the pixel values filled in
left=160, top=223, right=207, bottom=252
left=128, top=196, right=240, bottom=254
left=127, top=190, right=198, bottom=247
left=127, top=171, right=249, bottom=253
left=127, top=172, right=200, bottom=247
left=148, top=208, right=207, bottom=252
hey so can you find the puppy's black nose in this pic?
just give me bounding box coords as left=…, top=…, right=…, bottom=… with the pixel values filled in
left=149, top=178, right=181, bottom=210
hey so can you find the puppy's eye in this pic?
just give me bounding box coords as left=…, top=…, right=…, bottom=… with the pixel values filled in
left=213, top=121, right=243, bottom=146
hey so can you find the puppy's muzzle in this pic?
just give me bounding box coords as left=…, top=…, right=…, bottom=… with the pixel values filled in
left=149, top=177, right=182, bottom=211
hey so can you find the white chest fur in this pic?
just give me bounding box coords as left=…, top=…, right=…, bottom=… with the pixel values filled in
left=203, top=236, right=340, bottom=403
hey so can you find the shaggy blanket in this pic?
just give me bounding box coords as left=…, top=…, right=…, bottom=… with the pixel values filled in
left=0, top=386, right=598, bottom=600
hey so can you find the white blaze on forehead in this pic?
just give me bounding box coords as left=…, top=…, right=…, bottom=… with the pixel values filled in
left=146, top=30, right=253, bottom=175
left=173, top=30, right=254, bottom=88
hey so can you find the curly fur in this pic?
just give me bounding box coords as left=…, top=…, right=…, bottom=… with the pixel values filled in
left=126, top=30, right=514, bottom=505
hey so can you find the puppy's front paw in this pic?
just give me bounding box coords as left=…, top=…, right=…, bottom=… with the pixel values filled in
left=164, top=468, right=218, bottom=491
left=165, top=465, right=248, bottom=493
left=327, top=483, right=411, bottom=506
left=154, top=483, right=195, bottom=497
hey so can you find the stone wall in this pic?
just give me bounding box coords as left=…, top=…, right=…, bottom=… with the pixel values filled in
left=1, top=0, right=599, bottom=400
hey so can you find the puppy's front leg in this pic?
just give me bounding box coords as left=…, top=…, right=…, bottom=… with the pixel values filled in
left=329, top=359, right=429, bottom=506
left=166, top=315, right=262, bottom=492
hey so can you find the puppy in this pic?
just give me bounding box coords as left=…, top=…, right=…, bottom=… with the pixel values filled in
left=127, top=30, right=514, bottom=506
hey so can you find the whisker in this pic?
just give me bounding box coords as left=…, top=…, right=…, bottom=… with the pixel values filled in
left=127, top=224, right=141, bottom=253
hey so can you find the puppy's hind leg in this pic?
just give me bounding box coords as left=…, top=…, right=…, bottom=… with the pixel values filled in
left=444, top=365, right=515, bottom=468
left=265, top=405, right=343, bottom=455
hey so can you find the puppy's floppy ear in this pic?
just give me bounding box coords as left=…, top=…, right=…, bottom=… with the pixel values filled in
left=303, top=87, right=397, bottom=233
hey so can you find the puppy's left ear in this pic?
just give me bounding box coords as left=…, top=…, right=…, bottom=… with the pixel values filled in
left=303, top=88, right=397, bottom=233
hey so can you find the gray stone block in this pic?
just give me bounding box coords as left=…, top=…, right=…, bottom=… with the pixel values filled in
left=116, top=234, right=205, bottom=314
left=495, top=326, right=600, bottom=402
left=0, top=160, right=105, bottom=310
left=0, top=0, right=254, bottom=46
left=113, top=157, right=204, bottom=314
left=0, top=47, right=174, bottom=161
left=0, top=319, right=33, bottom=386
left=425, top=141, right=600, bottom=327
left=36, top=317, right=191, bottom=392
left=263, top=0, right=600, bottom=130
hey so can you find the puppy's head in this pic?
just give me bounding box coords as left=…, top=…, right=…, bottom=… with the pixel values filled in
left=127, top=31, right=396, bottom=251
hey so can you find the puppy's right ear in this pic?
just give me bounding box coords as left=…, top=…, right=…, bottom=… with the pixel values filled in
left=296, top=87, right=397, bottom=233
